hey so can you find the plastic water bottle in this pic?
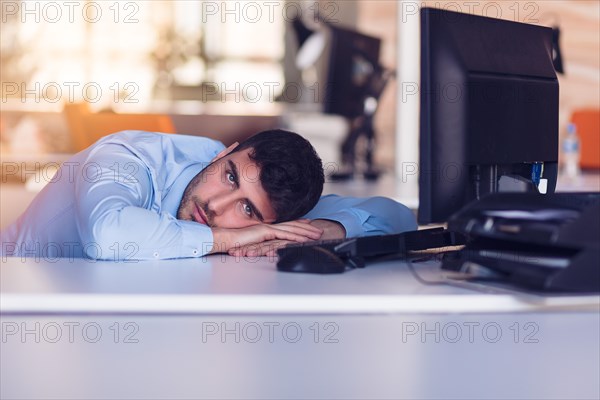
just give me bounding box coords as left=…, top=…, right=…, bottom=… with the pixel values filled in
left=562, top=122, right=581, bottom=179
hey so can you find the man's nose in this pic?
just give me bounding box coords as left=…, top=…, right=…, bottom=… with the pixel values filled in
left=208, top=191, right=236, bottom=216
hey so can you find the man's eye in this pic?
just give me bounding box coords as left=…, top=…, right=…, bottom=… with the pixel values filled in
left=243, top=203, right=253, bottom=217
left=226, top=172, right=235, bottom=184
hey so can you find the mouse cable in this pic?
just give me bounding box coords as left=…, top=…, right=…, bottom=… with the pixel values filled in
left=365, top=251, right=503, bottom=288
left=405, top=257, right=449, bottom=286
left=405, top=255, right=514, bottom=298
left=368, top=251, right=450, bottom=285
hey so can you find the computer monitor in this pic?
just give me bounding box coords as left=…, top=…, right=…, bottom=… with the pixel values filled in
left=418, top=8, right=559, bottom=224
left=323, top=26, right=382, bottom=119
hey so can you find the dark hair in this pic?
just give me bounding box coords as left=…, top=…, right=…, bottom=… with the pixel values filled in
left=232, top=129, right=324, bottom=223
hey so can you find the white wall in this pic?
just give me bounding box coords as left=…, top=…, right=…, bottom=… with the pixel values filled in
left=395, top=1, right=421, bottom=204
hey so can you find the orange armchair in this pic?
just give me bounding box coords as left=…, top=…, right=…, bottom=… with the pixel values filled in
left=63, top=103, right=176, bottom=152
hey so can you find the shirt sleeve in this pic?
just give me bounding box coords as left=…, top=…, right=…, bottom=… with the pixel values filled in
left=302, top=194, right=417, bottom=238
left=74, top=144, right=213, bottom=260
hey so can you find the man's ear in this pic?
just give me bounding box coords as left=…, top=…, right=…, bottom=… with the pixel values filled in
left=211, top=142, right=239, bottom=162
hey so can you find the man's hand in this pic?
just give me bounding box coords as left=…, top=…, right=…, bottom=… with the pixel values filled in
left=227, top=219, right=346, bottom=257
left=209, top=219, right=324, bottom=254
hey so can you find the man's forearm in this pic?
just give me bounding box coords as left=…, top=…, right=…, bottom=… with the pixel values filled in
left=304, top=195, right=417, bottom=237
left=310, top=219, right=346, bottom=240
left=210, top=222, right=324, bottom=254
left=224, top=220, right=344, bottom=257
left=208, top=228, right=231, bottom=254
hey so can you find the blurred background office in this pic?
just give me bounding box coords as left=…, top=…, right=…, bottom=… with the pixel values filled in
left=1, top=0, right=599, bottom=229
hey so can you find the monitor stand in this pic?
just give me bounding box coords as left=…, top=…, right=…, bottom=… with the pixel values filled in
left=330, top=112, right=380, bottom=181
left=329, top=67, right=394, bottom=182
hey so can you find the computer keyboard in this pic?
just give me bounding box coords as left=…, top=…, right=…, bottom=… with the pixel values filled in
left=277, top=227, right=465, bottom=261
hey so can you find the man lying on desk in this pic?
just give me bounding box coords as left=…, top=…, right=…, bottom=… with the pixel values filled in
left=2, top=130, right=416, bottom=260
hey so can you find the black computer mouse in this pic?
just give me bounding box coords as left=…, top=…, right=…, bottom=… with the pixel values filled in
left=277, top=246, right=348, bottom=274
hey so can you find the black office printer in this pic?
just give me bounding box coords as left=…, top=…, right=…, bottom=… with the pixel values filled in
left=443, top=192, right=600, bottom=293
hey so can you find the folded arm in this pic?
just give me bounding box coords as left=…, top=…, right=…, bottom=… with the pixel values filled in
left=229, top=194, right=418, bottom=257
left=74, top=144, right=214, bottom=260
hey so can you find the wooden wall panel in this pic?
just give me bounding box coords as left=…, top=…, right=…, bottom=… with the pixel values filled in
left=354, top=0, right=600, bottom=168
left=357, top=0, right=399, bottom=169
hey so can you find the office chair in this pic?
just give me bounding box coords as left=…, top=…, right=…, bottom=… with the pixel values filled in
left=571, top=109, right=600, bottom=170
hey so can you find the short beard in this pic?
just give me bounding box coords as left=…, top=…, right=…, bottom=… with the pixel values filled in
left=176, top=168, right=206, bottom=221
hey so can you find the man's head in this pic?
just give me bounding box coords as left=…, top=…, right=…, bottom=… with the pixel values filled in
left=177, top=129, right=324, bottom=228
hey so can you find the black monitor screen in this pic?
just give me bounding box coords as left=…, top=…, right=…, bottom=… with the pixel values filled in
left=323, top=26, right=381, bottom=119
left=418, top=8, right=559, bottom=224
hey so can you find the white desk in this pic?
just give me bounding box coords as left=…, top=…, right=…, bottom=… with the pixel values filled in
left=1, top=256, right=599, bottom=399
left=2, top=256, right=598, bottom=314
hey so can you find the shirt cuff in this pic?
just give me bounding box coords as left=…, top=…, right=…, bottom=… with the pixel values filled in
left=178, top=220, right=214, bottom=257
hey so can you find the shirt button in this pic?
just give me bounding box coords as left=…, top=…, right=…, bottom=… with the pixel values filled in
left=153, top=252, right=159, bottom=258
left=192, top=249, right=198, bottom=256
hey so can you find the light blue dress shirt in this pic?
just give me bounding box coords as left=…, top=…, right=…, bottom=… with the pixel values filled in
left=1, top=131, right=416, bottom=260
